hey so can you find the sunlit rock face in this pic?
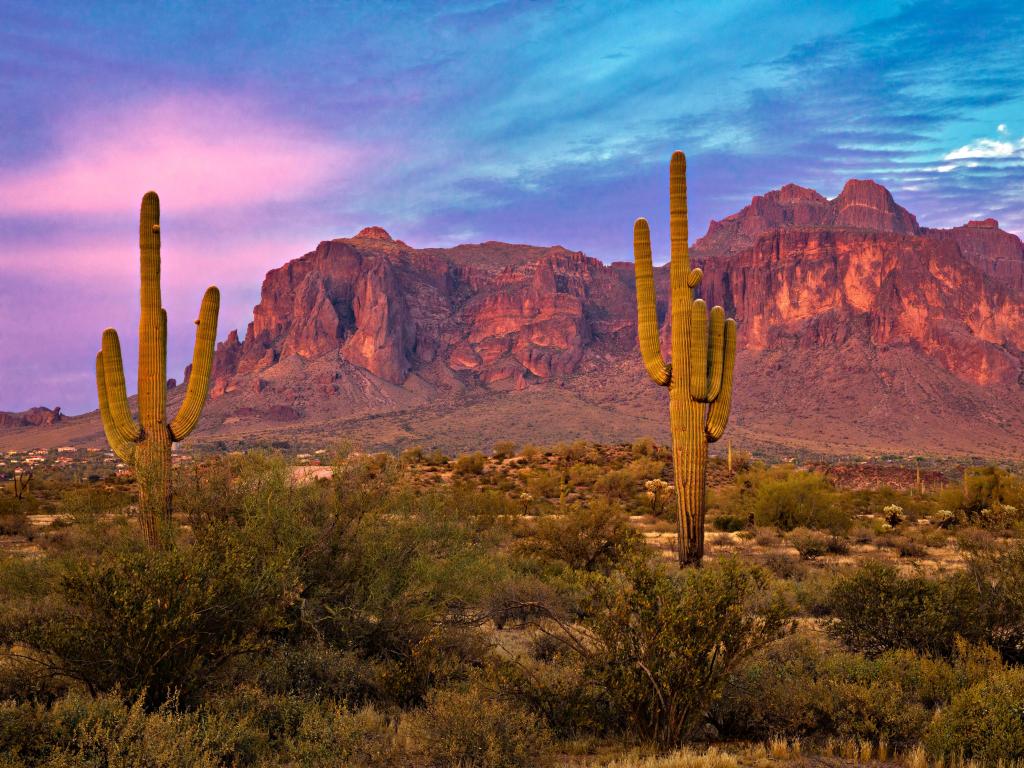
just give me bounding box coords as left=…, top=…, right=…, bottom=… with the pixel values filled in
left=207, top=181, right=1024, bottom=403
left=695, top=181, right=1024, bottom=388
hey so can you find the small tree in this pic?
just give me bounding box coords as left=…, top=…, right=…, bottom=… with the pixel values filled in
left=569, top=558, right=790, bottom=745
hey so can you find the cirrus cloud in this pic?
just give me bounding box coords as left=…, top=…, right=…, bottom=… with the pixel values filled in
left=0, top=94, right=361, bottom=217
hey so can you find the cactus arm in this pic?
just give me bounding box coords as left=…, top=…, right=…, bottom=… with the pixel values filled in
left=138, top=191, right=165, bottom=432
left=688, top=299, right=709, bottom=401
left=96, top=351, right=135, bottom=462
left=706, top=305, right=726, bottom=401
left=705, top=318, right=737, bottom=442
left=100, top=329, right=142, bottom=443
left=170, top=286, right=220, bottom=441
left=633, top=218, right=671, bottom=386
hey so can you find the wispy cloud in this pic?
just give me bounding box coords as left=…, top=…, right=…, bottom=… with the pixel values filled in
left=945, top=136, right=1022, bottom=161
left=0, top=94, right=361, bottom=217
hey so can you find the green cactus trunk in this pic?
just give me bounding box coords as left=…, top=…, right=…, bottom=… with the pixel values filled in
left=95, top=192, right=220, bottom=548
left=633, top=151, right=737, bottom=567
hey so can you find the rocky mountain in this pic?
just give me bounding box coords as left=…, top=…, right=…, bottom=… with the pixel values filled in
left=5, top=180, right=1024, bottom=458
left=0, top=406, right=62, bottom=430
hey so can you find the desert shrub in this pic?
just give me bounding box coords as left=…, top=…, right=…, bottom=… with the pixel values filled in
left=486, top=574, right=564, bottom=630
left=1, top=539, right=297, bottom=708
left=59, top=486, right=132, bottom=524
left=523, top=501, right=641, bottom=573
left=223, top=641, right=378, bottom=702
left=519, top=444, right=541, bottom=462
left=595, top=468, right=641, bottom=503
left=453, top=452, right=486, bottom=475
left=751, top=471, right=847, bottom=532
left=279, top=701, right=399, bottom=767
left=422, top=449, right=449, bottom=467
left=525, top=469, right=562, bottom=500
left=400, top=445, right=425, bottom=464
left=569, top=463, right=604, bottom=488
left=715, top=635, right=998, bottom=747
left=0, top=509, right=29, bottom=537
left=788, top=528, right=829, bottom=560
left=554, top=440, right=592, bottom=463
left=575, top=558, right=790, bottom=746
left=492, top=441, right=517, bottom=460
left=958, top=466, right=1024, bottom=521
left=0, top=692, right=259, bottom=767
left=0, top=493, right=38, bottom=518
left=825, top=561, right=985, bottom=657
left=488, top=652, right=603, bottom=738
left=631, top=437, right=657, bottom=457
left=925, top=667, right=1024, bottom=762
left=404, top=685, right=553, bottom=768
left=710, top=513, right=747, bottom=532
left=963, top=541, right=1024, bottom=663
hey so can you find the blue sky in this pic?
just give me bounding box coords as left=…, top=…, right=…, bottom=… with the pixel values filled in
left=1, top=0, right=1022, bottom=412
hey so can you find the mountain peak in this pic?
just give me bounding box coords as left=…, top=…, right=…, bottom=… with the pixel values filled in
left=354, top=226, right=393, bottom=241
left=832, top=179, right=919, bottom=234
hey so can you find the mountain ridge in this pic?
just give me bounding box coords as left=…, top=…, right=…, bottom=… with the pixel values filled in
left=5, top=178, right=1024, bottom=458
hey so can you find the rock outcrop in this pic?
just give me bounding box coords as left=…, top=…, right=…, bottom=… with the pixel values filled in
left=0, top=406, right=62, bottom=429
left=209, top=232, right=637, bottom=397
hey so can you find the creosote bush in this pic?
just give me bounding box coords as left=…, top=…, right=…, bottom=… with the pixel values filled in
left=925, top=666, right=1024, bottom=761
left=572, top=557, right=791, bottom=746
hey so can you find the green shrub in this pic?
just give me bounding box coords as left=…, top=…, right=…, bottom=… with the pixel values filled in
left=715, top=635, right=997, bottom=747
left=0, top=692, right=259, bottom=767
left=925, top=667, right=1024, bottom=761
left=963, top=542, right=1024, bottom=663
left=400, top=445, right=425, bottom=464
left=631, top=437, right=657, bottom=457
left=492, top=441, right=518, bottom=460
left=1, top=541, right=297, bottom=708
left=405, top=685, right=553, bottom=768
left=523, top=501, right=640, bottom=573
left=710, top=513, right=748, bottom=532
left=788, top=528, right=829, bottom=559
left=825, top=561, right=986, bottom=658
left=576, top=558, right=791, bottom=746
left=751, top=471, right=848, bottom=532
left=454, top=452, right=486, bottom=475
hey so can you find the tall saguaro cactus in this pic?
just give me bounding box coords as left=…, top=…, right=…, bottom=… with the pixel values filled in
left=633, top=151, right=737, bottom=566
left=95, top=192, right=220, bottom=547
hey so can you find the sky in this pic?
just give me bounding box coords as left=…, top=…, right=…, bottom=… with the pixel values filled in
left=1, top=0, right=1023, bottom=413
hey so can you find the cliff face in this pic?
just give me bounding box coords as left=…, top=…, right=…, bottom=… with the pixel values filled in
left=694, top=181, right=1024, bottom=389
left=210, top=178, right=1024, bottom=408
left=209, top=227, right=637, bottom=398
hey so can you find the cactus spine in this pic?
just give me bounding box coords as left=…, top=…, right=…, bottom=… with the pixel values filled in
left=95, top=192, right=219, bottom=547
left=633, top=151, right=737, bottom=566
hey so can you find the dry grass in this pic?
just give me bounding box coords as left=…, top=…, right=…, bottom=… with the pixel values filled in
left=596, top=748, right=738, bottom=768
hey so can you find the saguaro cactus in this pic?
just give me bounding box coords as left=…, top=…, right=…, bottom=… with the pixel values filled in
left=633, top=151, right=737, bottom=566
left=12, top=470, right=31, bottom=500
left=95, top=192, right=219, bottom=547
